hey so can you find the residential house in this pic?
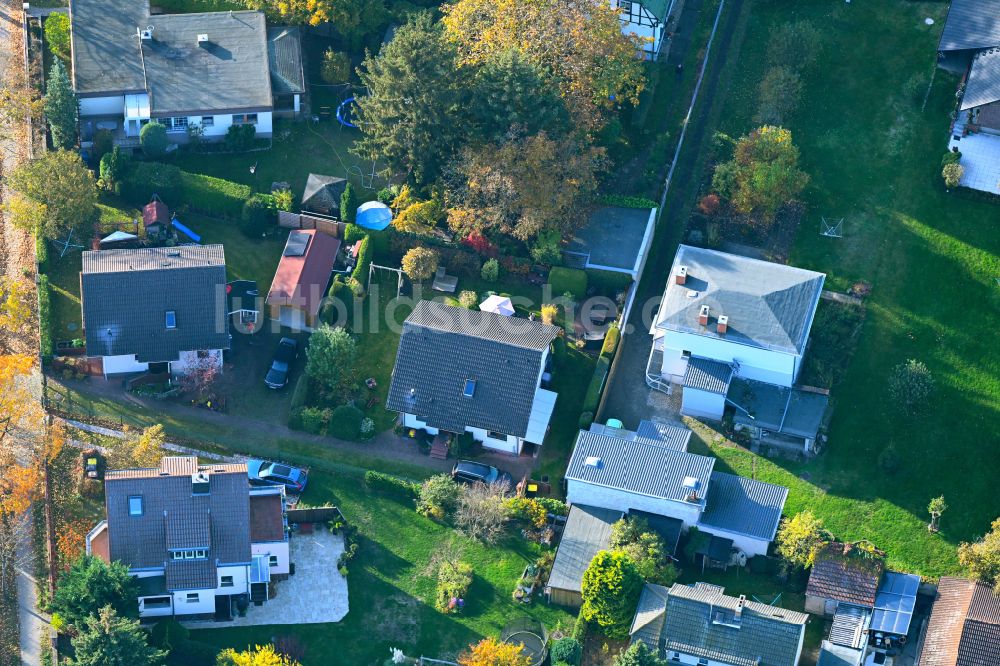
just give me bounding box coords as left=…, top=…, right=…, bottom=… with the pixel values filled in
left=265, top=230, right=341, bottom=331
left=80, top=245, right=230, bottom=376
left=919, top=577, right=1000, bottom=666
left=611, top=0, right=674, bottom=59
left=939, top=0, right=1000, bottom=194
left=804, top=543, right=885, bottom=618
left=70, top=0, right=305, bottom=147
left=648, top=245, right=829, bottom=454
left=386, top=301, right=560, bottom=455
left=564, top=420, right=788, bottom=557
left=86, top=456, right=289, bottom=620
left=545, top=504, right=622, bottom=607
left=301, top=174, right=348, bottom=218
left=630, top=582, right=809, bottom=666
left=562, top=206, right=657, bottom=282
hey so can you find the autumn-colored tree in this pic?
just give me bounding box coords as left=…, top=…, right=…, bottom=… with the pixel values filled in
left=776, top=510, right=828, bottom=568
left=216, top=644, right=301, bottom=665
left=0, top=67, right=44, bottom=145
left=0, top=277, right=32, bottom=334
left=106, top=425, right=166, bottom=471
left=56, top=518, right=94, bottom=572
left=0, top=355, right=45, bottom=453
left=958, top=517, right=1000, bottom=594
left=8, top=150, right=98, bottom=240
left=401, top=247, right=440, bottom=282
left=457, top=637, right=531, bottom=666
left=711, top=126, right=808, bottom=224
left=442, top=0, right=644, bottom=132
left=445, top=131, right=604, bottom=241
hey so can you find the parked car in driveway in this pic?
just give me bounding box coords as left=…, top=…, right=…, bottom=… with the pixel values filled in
left=247, top=459, right=308, bottom=493
left=451, top=460, right=514, bottom=490
left=264, top=337, right=298, bottom=389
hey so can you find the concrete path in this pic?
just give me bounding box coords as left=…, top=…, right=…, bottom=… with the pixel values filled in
left=16, top=514, right=47, bottom=666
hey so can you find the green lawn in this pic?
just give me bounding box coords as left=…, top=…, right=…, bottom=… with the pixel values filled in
left=701, top=0, right=1000, bottom=577
left=186, top=467, right=574, bottom=664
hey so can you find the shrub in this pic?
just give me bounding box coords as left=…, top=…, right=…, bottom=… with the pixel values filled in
left=99, top=146, right=128, bottom=194
left=458, top=290, right=478, bottom=308
left=180, top=171, right=251, bottom=217
left=299, top=406, right=329, bottom=434
left=580, top=550, right=644, bottom=639
left=417, top=474, right=460, bottom=520
left=436, top=560, right=473, bottom=612
left=35, top=228, right=49, bottom=273
left=582, top=355, right=610, bottom=413
left=121, top=161, right=181, bottom=205
left=91, top=129, right=114, bottom=164
left=328, top=403, right=365, bottom=440
left=364, top=470, right=418, bottom=501
left=601, top=324, right=621, bottom=356
left=550, top=637, right=582, bottom=666
left=505, top=497, right=548, bottom=528
left=755, top=66, right=802, bottom=126
left=481, top=257, right=499, bottom=282
left=273, top=188, right=294, bottom=212
left=140, top=121, right=169, bottom=157
left=402, top=246, right=440, bottom=281
left=766, top=20, right=823, bottom=71
left=449, top=431, right=479, bottom=458
left=359, top=417, right=375, bottom=440
left=306, top=324, right=358, bottom=400
left=351, top=235, right=371, bottom=285
left=600, top=194, right=657, bottom=209
left=530, top=229, right=562, bottom=266
left=776, top=510, right=826, bottom=568
left=340, top=182, right=359, bottom=223
left=548, top=267, right=587, bottom=300
left=343, top=223, right=367, bottom=244
left=447, top=250, right=481, bottom=277
left=579, top=411, right=594, bottom=429
left=536, top=497, right=568, bottom=517
left=541, top=304, right=558, bottom=325
left=462, top=229, right=498, bottom=257
left=888, top=359, right=935, bottom=413
left=941, top=150, right=962, bottom=168
left=609, top=517, right=678, bottom=586
left=321, top=48, right=353, bottom=83
left=38, top=274, right=52, bottom=362
left=44, top=13, right=71, bottom=62
left=225, top=123, right=256, bottom=151
left=942, top=162, right=964, bottom=188
left=697, top=193, right=721, bottom=216
left=240, top=192, right=275, bottom=237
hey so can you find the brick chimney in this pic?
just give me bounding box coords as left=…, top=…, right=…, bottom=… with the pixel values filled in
left=698, top=304, right=710, bottom=326
left=736, top=594, right=746, bottom=619
left=717, top=315, right=728, bottom=335
left=675, top=265, right=688, bottom=285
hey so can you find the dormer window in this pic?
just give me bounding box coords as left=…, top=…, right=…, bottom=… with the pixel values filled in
left=171, top=549, right=208, bottom=560
left=165, top=310, right=177, bottom=329
left=128, top=495, right=143, bottom=516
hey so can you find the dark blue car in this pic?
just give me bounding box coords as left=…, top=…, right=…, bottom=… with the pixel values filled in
left=247, top=459, right=308, bottom=493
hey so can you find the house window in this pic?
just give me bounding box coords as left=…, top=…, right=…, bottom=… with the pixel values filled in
left=232, top=113, right=258, bottom=125
left=201, top=116, right=214, bottom=127
left=486, top=431, right=507, bottom=441
left=681, top=350, right=691, bottom=358
left=128, top=496, right=143, bottom=516
left=165, top=311, right=176, bottom=329
left=185, top=593, right=199, bottom=603
left=220, top=575, right=234, bottom=588
left=171, top=549, right=208, bottom=560
left=268, top=555, right=278, bottom=567
left=619, top=0, right=632, bottom=12
left=163, top=116, right=188, bottom=132
left=698, top=660, right=709, bottom=666
left=143, top=596, right=171, bottom=609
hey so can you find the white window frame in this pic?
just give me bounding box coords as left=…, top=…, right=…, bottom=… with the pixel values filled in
left=164, top=116, right=188, bottom=133
left=220, top=575, right=234, bottom=588
left=185, top=592, right=199, bottom=603
left=128, top=496, right=143, bottom=516
left=232, top=113, right=259, bottom=126
left=268, top=555, right=278, bottom=567
left=201, top=115, right=214, bottom=127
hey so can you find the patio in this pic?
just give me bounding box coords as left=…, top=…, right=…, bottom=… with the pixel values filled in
left=185, top=528, right=349, bottom=628
left=949, top=110, right=1000, bottom=194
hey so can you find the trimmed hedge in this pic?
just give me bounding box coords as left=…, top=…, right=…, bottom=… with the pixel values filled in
left=600, top=194, right=658, bottom=209
left=328, top=404, right=364, bottom=440
left=289, top=375, right=310, bottom=412
left=601, top=324, right=621, bottom=356
left=351, top=235, right=371, bottom=285
left=548, top=267, right=587, bottom=300
left=582, top=355, right=610, bottom=414
left=120, top=161, right=182, bottom=205
left=343, top=223, right=367, bottom=244
left=38, top=275, right=52, bottom=362
left=35, top=229, right=48, bottom=274
left=363, top=470, right=419, bottom=501
left=586, top=268, right=632, bottom=297
left=180, top=171, right=251, bottom=217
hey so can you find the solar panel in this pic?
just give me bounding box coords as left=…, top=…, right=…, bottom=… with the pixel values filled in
left=283, top=231, right=311, bottom=257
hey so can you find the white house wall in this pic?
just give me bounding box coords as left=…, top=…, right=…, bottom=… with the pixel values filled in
left=160, top=112, right=274, bottom=140
left=680, top=387, right=726, bottom=420
left=252, top=541, right=290, bottom=576
left=402, top=414, right=522, bottom=455
left=694, top=523, right=770, bottom=558
left=661, top=330, right=798, bottom=387
left=566, top=480, right=703, bottom=527
left=170, top=588, right=216, bottom=616
left=218, top=563, right=250, bottom=595
left=102, top=354, right=150, bottom=375
left=621, top=20, right=662, bottom=56
left=170, top=349, right=224, bottom=376
left=79, top=96, right=125, bottom=116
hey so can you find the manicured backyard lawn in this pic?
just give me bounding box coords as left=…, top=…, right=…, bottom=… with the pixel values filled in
left=185, top=466, right=574, bottom=665
left=701, top=0, right=1000, bottom=577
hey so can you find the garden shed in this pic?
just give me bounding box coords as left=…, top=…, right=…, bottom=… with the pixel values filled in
left=545, top=504, right=622, bottom=607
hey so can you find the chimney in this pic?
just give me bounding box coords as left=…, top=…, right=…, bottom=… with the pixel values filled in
left=197, top=33, right=209, bottom=45
left=717, top=315, right=728, bottom=335
left=736, top=594, right=746, bottom=619
left=698, top=304, right=710, bottom=326
left=191, top=471, right=210, bottom=496
left=675, top=265, right=688, bottom=285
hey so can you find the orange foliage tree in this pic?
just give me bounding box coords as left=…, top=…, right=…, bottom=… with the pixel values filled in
left=457, top=638, right=530, bottom=666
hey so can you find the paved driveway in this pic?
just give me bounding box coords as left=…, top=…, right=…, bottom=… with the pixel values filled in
left=187, top=529, right=349, bottom=628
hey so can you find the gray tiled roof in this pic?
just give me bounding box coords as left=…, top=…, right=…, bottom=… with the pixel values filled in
left=728, top=377, right=828, bottom=439
left=267, top=27, right=305, bottom=94
left=655, top=245, right=825, bottom=354
left=386, top=301, right=559, bottom=437
left=70, top=0, right=274, bottom=113
left=547, top=505, right=622, bottom=593
left=565, top=428, right=713, bottom=505
left=661, top=583, right=808, bottom=666
left=631, top=583, right=670, bottom=652
left=818, top=641, right=864, bottom=666
left=939, top=0, right=1000, bottom=51
left=698, top=472, right=787, bottom=541
left=683, top=357, right=733, bottom=395
left=301, top=174, right=347, bottom=215
left=961, top=48, right=1000, bottom=110
left=104, top=457, right=251, bottom=590
left=81, top=246, right=230, bottom=364
left=589, top=419, right=691, bottom=451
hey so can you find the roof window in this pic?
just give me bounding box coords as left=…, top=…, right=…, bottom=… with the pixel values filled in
left=165, top=311, right=177, bottom=329
left=463, top=379, right=476, bottom=398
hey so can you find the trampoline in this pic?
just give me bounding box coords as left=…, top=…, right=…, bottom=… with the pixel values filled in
left=355, top=201, right=392, bottom=230
left=336, top=96, right=359, bottom=128
left=501, top=618, right=547, bottom=666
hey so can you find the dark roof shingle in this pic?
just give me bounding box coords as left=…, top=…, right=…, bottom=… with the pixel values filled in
left=938, top=0, right=1000, bottom=51
left=698, top=472, right=787, bottom=541
left=267, top=27, right=305, bottom=94
left=683, top=357, right=733, bottom=395
left=81, top=246, right=230, bottom=363
left=547, top=505, right=622, bottom=593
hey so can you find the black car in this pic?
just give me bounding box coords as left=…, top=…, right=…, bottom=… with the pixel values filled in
left=264, top=337, right=298, bottom=389
left=451, top=460, right=514, bottom=490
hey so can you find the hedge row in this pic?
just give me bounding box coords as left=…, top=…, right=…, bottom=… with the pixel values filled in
left=351, top=235, right=371, bottom=284
left=119, top=162, right=250, bottom=218
left=586, top=268, right=632, bottom=297
left=179, top=171, right=251, bottom=217
left=581, top=354, right=610, bottom=414
left=600, top=194, right=658, bottom=209
left=38, top=274, right=52, bottom=361
left=35, top=230, right=48, bottom=274
left=363, top=470, right=419, bottom=501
